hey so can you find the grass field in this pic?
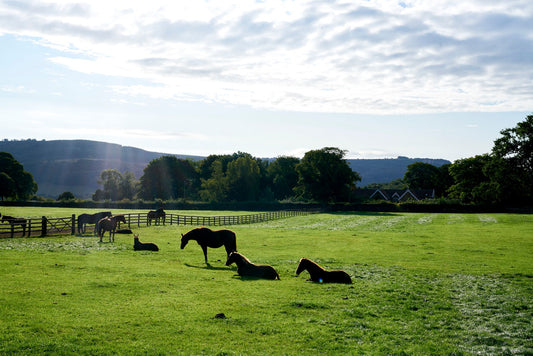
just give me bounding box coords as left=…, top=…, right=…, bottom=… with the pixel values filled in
left=0, top=208, right=532, bottom=355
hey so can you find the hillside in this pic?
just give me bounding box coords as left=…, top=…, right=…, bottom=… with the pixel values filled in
left=349, top=156, right=450, bottom=186
left=1, top=139, right=450, bottom=198
left=0, top=139, right=202, bottom=199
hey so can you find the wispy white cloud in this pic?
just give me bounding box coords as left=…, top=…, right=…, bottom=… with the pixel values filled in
left=1, top=0, right=532, bottom=114
left=1, top=85, right=35, bottom=94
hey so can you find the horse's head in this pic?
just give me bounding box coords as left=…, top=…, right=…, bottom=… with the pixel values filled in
left=295, top=258, right=307, bottom=275
left=225, top=252, right=236, bottom=266
left=180, top=233, right=188, bottom=249
left=116, top=215, right=126, bottom=223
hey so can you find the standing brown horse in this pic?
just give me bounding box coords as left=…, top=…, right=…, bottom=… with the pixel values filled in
left=296, top=258, right=352, bottom=284
left=77, top=211, right=112, bottom=235
left=1, top=215, right=27, bottom=237
left=147, top=208, right=166, bottom=226
left=180, top=227, right=237, bottom=264
left=97, top=215, right=126, bottom=242
left=225, top=252, right=280, bottom=280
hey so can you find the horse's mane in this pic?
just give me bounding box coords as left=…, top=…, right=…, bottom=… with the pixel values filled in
left=299, top=258, right=325, bottom=271
left=229, top=252, right=251, bottom=265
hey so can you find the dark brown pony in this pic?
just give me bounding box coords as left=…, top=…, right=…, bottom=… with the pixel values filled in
left=180, top=227, right=237, bottom=264
left=296, top=258, right=352, bottom=284
left=147, top=208, right=165, bottom=226
left=97, top=215, right=126, bottom=242
left=77, top=211, right=112, bottom=234
left=1, top=215, right=27, bottom=237
left=225, top=252, right=280, bottom=280
left=133, top=234, right=159, bottom=251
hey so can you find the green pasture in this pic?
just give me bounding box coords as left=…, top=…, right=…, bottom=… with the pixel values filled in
left=0, top=209, right=532, bottom=355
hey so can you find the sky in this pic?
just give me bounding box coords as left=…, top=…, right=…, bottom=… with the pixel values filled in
left=1, top=0, right=532, bottom=162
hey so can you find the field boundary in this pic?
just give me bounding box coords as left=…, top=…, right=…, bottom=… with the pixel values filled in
left=0, top=210, right=315, bottom=238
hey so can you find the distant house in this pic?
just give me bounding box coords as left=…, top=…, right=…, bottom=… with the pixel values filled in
left=369, top=188, right=435, bottom=202
left=354, top=188, right=435, bottom=202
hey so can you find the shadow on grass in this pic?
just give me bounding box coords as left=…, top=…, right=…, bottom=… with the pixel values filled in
left=229, top=274, right=281, bottom=281
left=184, top=262, right=230, bottom=271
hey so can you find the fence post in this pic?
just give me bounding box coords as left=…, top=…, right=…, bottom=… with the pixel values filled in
left=71, top=214, right=76, bottom=235
left=41, top=216, right=47, bottom=237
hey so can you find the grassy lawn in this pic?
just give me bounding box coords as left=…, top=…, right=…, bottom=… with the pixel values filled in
left=0, top=210, right=532, bottom=355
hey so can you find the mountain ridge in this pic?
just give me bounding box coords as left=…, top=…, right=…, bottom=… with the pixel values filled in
left=1, top=139, right=450, bottom=198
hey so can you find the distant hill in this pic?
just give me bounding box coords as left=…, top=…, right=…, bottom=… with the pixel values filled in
left=348, top=156, right=451, bottom=186
left=0, top=139, right=202, bottom=199
left=1, top=140, right=450, bottom=199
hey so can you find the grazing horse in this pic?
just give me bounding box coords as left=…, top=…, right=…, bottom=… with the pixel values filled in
left=97, top=215, right=126, bottom=242
left=180, top=227, right=237, bottom=264
left=225, top=252, right=280, bottom=280
left=77, top=211, right=112, bottom=235
left=296, top=258, right=352, bottom=284
left=133, top=234, right=159, bottom=251
left=147, top=208, right=166, bottom=226
left=1, top=215, right=27, bottom=237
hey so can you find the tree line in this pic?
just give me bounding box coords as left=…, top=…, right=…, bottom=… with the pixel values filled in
left=376, top=115, right=533, bottom=206
left=92, top=115, right=533, bottom=206
left=1, top=115, right=531, bottom=206
left=93, top=147, right=360, bottom=203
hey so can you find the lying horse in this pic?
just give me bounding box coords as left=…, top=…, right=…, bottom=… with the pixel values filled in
left=181, top=227, right=237, bottom=264
left=296, top=258, right=352, bottom=284
left=147, top=208, right=166, bottom=226
left=226, top=252, right=280, bottom=280
left=77, top=211, right=112, bottom=235
left=97, top=215, right=126, bottom=242
left=133, top=234, right=159, bottom=251
left=1, top=215, right=27, bottom=237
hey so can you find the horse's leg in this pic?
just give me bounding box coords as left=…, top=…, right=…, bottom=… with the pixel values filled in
left=201, top=244, right=208, bottom=264
left=224, top=244, right=234, bottom=258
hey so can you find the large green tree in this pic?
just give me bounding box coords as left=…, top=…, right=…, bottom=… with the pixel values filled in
left=139, top=156, right=197, bottom=200
left=199, top=160, right=228, bottom=202
left=448, top=155, right=492, bottom=203
left=119, top=171, right=139, bottom=200
left=267, top=156, right=300, bottom=200
left=0, top=152, right=38, bottom=200
left=403, top=162, right=440, bottom=190
left=98, top=169, right=122, bottom=201
left=226, top=155, right=262, bottom=201
left=198, top=153, right=266, bottom=202
left=491, top=114, right=533, bottom=203
left=295, top=147, right=360, bottom=202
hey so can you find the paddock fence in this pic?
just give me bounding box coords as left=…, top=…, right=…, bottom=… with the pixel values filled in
left=0, top=210, right=315, bottom=238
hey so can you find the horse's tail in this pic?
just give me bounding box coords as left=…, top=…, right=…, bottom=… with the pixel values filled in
left=96, top=220, right=102, bottom=237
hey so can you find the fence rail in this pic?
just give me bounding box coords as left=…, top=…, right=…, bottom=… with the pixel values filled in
left=0, top=210, right=314, bottom=238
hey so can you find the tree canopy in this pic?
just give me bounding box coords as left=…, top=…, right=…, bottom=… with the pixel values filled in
left=295, top=147, right=360, bottom=202
left=0, top=152, right=38, bottom=200
left=139, top=156, right=197, bottom=200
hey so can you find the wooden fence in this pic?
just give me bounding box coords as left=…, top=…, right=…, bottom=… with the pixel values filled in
left=0, top=210, right=313, bottom=238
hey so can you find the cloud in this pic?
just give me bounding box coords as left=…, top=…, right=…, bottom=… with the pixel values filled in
left=1, top=0, right=532, bottom=114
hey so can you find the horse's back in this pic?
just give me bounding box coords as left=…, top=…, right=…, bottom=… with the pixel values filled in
left=195, top=227, right=236, bottom=248
left=215, top=229, right=237, bottom=250
left=322, top=270, right=352, bottom=284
